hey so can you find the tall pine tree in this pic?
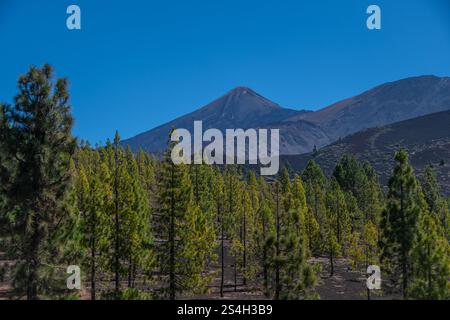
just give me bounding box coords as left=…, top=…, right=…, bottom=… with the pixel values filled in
left=0, top=65, right=76, bottom=299
left=380, top=149, right=423, bottom=299
left=156, top=134, right=215, bottom=299
left=410, top=210, right=450, bottom=299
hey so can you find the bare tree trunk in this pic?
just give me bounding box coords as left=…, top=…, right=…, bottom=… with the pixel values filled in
left=400, top=184, right=408, bottom=300
left=27, top=213, right=41, bottom=300
left=114, top=144, right=120, bottom=296
left=234, top=259, right=237, bottom=292
left=128, top=255, right=132, bottom=288
left=262, top=218, right=269, bottom=297
left=243, top=209, right=247, bottom=286
left=330, top=246, right=334, bottom=277
left=90, top=227, right=96, bottom=300
left=275, top=183, right=281, bottom=300
left=219, top=191, right=224, bottom=298
left=220, top=229, right=224, bottom=297
left=169, top=163, right=176, bottom=300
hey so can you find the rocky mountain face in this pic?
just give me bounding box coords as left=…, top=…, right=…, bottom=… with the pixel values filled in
left=294, top=75, right=450, bottom=141
left=121, top=86, right=329, bottom=155
left=282, top=110, right=450, bottom=194
left=122, top=75, right=450, bottom=156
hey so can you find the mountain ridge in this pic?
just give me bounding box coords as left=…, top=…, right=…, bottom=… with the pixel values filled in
left=295, top=75, right=450, bottom=140
left=122, top=75, right=450, bottom=155
left=282, top=109, right=450, bottom=194
left=121, top=86, right=318, bottom=154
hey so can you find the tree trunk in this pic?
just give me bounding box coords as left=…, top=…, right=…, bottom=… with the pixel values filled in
left=330, top=246, right=334, bottom=277
left=400, top=183, right=408, bottom=299
left=427, top=243, right=432, bottom=298
left=234, top=259, right=237, bottom=292
left=27, top=213, right=41, bottom=300
left=243, top=209, right=247, bottom=286
left=365, top=245, right=369, bottom=301
left=90, top=230, right=96, bottom=300
left=275, top=184, right=281, bottom=300
left=220, top=231, right=224, bottom=297
left=114, top=145, right=120, bottom=296
left=337, top=204, right=341, bottom=244
left=262, top=217, right=268, bottom=297
left=169, top=163, right=176, bottom=300
left=128, top=255, right=133, bottom=288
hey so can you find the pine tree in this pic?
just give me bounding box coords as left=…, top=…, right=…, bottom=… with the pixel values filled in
left=360, top=161, right=383, bottom=224
left=290, top=175, right=317, bottom=298
left=258, top=199, right=276, bottom=296
left=212, top=168, right=226, bottom=297
left=410, top=211, right=450, bottom=299
left=323, top=222, right=340, bottom=277
left=421, top=165, right=449, bottom=238
left=273, top=180, right=282, bottom=299
left=333, top=155, right=367, bottom=200
left=189, top=163, right=216, bottom=268
left=302, top=160, right=327, bottom=254
left=73, top=145, right=155, bottom=299
left=322, top=180, right=340, bottom=277
left=333, top=157, right=382, bottom=231
left=347, top=220, right=378, bottom=299
left=74, top=157, right=112, bottom=300
left=224, top=165, right=243, bottom=293
left=74, top=164, right=90, bottom=295
left=136, top=148, right=157, bottom=206
left=323, top=178, right=350, bottom=276
left=97, top=134, right=149, bottom=299
left=177, top=198, right=216, bottom=295
left=123, top=147, right=153, bottom=290
left=380, top=149, right=423, bottom=299
left=421, top=165, right=441, bottom=214
left=304, top=207, right=320, bottom=257
left=0, top=103, right=11, bottom=235
left=347, top=232, right=364, bottom=271
left=0, top=65, right=76, bottom=299
left=233, top=190, right=252, bottom=286
left=157, top=140, right=189, bottom=299
left=362, top=220, right=379, bottom=268
left=243, top=171, right=265, bottom=287
left=344, top=191, right=362, bottom=238
left=157, top=134, right=215, bottom=299
left=112, top=131, right=123, bottom=296
left=326, top=178, right=350, bottom=247
left=267, top=171, right=316, bottom=299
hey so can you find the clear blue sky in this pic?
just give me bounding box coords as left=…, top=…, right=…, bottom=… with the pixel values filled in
left=1, top=0, right=449, bottom=144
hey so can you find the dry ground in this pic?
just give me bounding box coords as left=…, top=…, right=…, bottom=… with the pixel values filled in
left=0, top=248, right=396, bottom=300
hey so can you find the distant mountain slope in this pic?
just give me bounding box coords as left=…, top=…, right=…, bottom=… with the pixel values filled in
left=283, top=110, right=450, bottom=194
left=273, top=119, right=331, bottom=155
left=122, top=87, right=330, bottom=154
left=293, top=75, right=450, bottom=141
left=122, top=75, right=450, bottom=156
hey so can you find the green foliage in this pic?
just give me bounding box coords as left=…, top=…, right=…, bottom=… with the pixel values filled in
left=421, top=165, right=449, bottom=240
left=71, top=138, right=156, bottom=300
left=380, top=149, right=424, bottom=299
left=410, top=211, right=450, bottom=299
left=333, top=155, right=364, bottom=196
left=302, top=161, right=327, bottom=254
left=156, top=136, right=216, bottom=299
left=265, top=171, right=317, bottom=300
left=0, top=65, right=76, bottom=299
left=120, top=287, right=152, bottom=300
left=348, top=221, right=379, bottom=271
left=223, top=165, right=243, bottom=292
left=1, top=67, right=448, bottom=301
